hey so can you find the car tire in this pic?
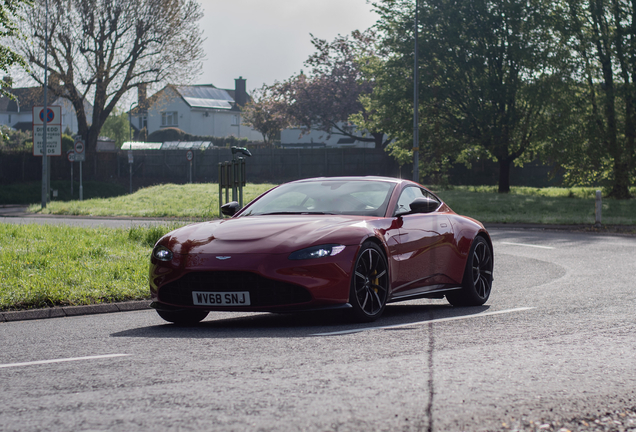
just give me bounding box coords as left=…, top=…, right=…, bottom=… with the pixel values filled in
left=349, top=242, right=389, bottom=322
left=156, top=309, right=209, bottom=325
left=446, top=236, right=493, bottom=306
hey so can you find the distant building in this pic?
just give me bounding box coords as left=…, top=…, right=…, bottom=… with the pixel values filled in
left=130, top=77, right=262, bottom=141
left=0, top=76, right=93, bottom=134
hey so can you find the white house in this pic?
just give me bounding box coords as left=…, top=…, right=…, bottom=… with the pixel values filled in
left=130, top=77, right=262, bottom=141
left=0, top=77, right=92, bottom=134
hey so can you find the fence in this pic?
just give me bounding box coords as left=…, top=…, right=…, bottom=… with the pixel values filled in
left=0, top=147, right=562, bottom=188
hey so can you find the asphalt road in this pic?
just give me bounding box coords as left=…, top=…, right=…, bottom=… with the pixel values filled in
left=1, top=227, right=635, bottom=431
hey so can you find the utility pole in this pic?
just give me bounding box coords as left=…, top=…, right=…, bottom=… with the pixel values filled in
left=41, top=0, right=49, bottom=209
left=413, top=0, right=419, bottom=183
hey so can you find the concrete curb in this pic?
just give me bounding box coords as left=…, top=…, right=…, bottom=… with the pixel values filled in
left=0, top=300, right=151, bottom=323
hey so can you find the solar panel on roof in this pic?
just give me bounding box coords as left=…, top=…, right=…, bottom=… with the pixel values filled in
left=183, top=97, right=232, bottom=109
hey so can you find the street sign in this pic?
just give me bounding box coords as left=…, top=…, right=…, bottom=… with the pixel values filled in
left=32, top=106, right=61, bottom=125
left=74, top=139, right=86, bottom=161
left=33, top=125, right=62, bottom=156
left=32, top=105, right=62, bottom=156
left=186, top=150, right=194, bottom=161
left=67, top=149, right=75, bottom=162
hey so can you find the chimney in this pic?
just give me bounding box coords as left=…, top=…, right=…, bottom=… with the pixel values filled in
left=234, top=77, right=247, bottom=107
left=138, top=83, right=147, bottom=110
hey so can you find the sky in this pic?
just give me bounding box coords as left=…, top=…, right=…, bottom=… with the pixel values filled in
left=195, top=0, right=379, bottom=92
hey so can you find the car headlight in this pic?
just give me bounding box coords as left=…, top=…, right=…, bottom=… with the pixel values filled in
left=288, top=244, right=346, bottom=260
left=152, top=245, right=174, bottom=262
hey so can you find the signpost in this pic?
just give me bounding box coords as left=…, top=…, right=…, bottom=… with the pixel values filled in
left=33, top=105, right=62, bottom=207
left=67, top=149, right=75, bottom=197
left=128, top=151, right=134, bottom=194
left=186, top=150, right=194, bottom=183
left=32, top=106, right=62, bottom=156
left=74, top=137, right=85, bottom=200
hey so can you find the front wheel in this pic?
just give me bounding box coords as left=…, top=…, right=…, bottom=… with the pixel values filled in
left=446, top=236, right=493, bottom=306
left=349, top=242, right=389, bottom=322
left=156, top=308, right=209, bottom=325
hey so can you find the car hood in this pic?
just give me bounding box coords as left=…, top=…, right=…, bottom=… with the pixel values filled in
left=160, top=215, right=374, bottom=255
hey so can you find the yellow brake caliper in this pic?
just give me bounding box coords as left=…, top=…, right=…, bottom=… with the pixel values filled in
left=372, top=270, right=379, bottom=293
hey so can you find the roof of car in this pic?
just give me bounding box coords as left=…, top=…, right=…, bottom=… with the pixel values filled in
left=291, top=176, right=406, bottom=184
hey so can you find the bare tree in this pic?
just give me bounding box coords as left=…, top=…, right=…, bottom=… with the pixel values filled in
left=15, top=0, right=204, bottom=157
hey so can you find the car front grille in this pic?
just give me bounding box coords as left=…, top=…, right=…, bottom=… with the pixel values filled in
left=158, top=271, right=312, bottom=307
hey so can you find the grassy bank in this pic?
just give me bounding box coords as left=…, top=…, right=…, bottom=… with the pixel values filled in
left=24, top=183, right=636, bottom=225
left=0, top=224, right=177, bottom=311
left=436, top=186, right=636, bottom=225
left=28, top=183, right=277, bottom=218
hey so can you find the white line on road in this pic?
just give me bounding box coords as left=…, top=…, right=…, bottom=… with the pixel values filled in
left=500, top=242, right=555, bottom=249
left=0, top=354, right=131, bottom=369
left=312, top=307, right=536, bottom=336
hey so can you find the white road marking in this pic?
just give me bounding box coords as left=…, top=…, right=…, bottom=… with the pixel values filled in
left=312, top=307, right=536, bottom=336
left=500, top=242, right=555, bottom=249
left=0, top=354, right=131, bottom=369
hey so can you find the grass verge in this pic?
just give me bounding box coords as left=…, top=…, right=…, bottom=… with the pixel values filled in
left=27, top=183, right=277, bottom=218
left=434, top=186, right=636, bottom=225
left=0, top=223, right=180, bottom=311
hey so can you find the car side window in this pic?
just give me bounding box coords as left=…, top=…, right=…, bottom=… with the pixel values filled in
left=394, top=187, right=440, bottom=215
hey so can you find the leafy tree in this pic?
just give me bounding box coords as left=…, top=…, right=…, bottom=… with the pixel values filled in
left=242, top=84, right=289, bottom=145
left=0, top=0, right=32, bottom=98
left=100, top=110, right=129, bottom=147
left=277, top=30, right=390, bottom=148
left=556, top=0, right=636, bottom=198
left=13, top=0, right=204, bottom=163
left=0, top=125, right=31, bottom=150
left=366, top=0, right=567, bottom=191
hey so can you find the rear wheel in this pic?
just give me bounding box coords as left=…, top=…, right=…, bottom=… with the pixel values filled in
left=350, top=242, right=389, bottom=322
left=156, top=309, right=209, bottom=325
left=446, top=236, right=493, bottom=306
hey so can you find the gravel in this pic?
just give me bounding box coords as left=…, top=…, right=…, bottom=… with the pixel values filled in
left=501, top=407, right=636, bottom=432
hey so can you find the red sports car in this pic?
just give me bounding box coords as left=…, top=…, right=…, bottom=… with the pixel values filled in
left=149, top=177, right=493, bottom=324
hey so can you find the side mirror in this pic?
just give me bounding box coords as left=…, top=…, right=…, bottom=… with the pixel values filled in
left=221, top=201, right=241, bottom=217
left=409, top=197, right=439, bottom=214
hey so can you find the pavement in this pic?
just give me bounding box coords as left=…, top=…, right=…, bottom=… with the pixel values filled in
left=1, top=204, right=634, bottom=323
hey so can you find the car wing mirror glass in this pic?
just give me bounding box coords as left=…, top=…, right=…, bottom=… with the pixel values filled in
left=221, top=201, right=241, bottom=217
left=409, top=197, right=439, bottom=214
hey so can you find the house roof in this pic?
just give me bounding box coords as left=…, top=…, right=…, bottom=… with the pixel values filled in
left=176, top=85, right=234, bottom=110
left=0, top=87, right=59, bottom=113
left=131, top=83, right=250, bottom=114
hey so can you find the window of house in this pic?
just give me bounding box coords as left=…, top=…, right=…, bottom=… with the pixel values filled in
left=8, top=115, right=11, bottom=123
left=139, top=115, right=147, bottom=130
left=231, top=114, right=239, bottom=126
left=161, top=111, right=178, bottom=127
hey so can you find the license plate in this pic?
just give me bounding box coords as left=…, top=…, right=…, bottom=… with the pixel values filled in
left=192, top=291, right=251, bottom=306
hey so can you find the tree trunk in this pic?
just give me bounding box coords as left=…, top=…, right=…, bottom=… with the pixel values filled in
left=609, top=160, right=631, bottom=199
left=498, top=159, right=511, bottom=193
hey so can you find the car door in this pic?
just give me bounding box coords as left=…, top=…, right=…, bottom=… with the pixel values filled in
left=390, top=186, right=455, bottom=297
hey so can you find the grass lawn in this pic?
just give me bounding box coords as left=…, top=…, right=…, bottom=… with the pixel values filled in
left=27, top=183, right=277, bottom=219
left=435, top=186, right=636, bottom=225
left=0, top=224, right=177, bottom=311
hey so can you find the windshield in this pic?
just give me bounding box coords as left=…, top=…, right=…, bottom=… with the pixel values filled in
left=241, top=180, right=396, bottom=217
